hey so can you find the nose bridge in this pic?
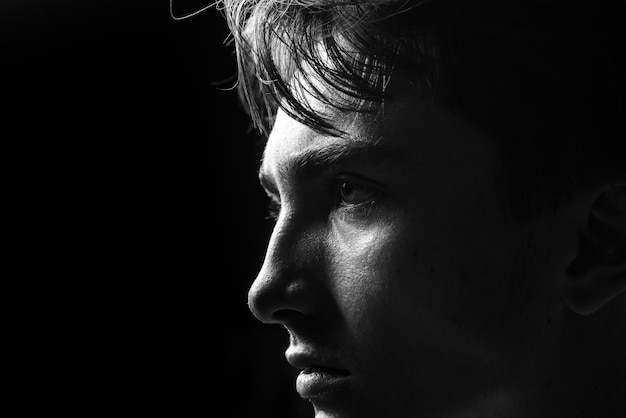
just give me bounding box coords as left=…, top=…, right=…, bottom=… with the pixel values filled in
left=248, top=212, right=323, bottom=323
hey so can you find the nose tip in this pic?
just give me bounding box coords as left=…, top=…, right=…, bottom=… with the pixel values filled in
left=248, top=242, right=333, bottom=324
left=247, top=272, right=275, bottom=323
left=247, top=266, right=310, bottom=324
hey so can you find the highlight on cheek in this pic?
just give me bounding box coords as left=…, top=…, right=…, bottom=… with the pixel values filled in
left=329, top=205, right=383, bottom=253
left=335, top=200, right=377, bottom=223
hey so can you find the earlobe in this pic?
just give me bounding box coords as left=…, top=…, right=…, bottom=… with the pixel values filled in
left=563, top=181, right=626, bottom=315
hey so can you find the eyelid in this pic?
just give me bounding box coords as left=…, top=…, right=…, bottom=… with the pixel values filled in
left=262, top=170, right=384, bottom=222
left=335, top=173, right=385, bottom=194
left=333, top=174, right=382, bottom=219
left=337, top=179, right=376, bottom=203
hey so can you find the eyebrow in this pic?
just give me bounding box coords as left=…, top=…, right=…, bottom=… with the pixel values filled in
left=258, top=140, right=409, bottom=194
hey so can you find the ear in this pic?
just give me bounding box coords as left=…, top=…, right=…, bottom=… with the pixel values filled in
left=562, top=177, right=626, bottom=315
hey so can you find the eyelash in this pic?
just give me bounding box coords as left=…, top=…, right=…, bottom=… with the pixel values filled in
left=266, top=198, right=281, bottom=221
left=334, top=177, right=377, bottom=219
left=264, top=176, right=378, bottom=221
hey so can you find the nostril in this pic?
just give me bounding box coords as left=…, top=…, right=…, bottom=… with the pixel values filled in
left=247, top=272, right=318, bottom=324
left=272, top=308, right=306, bottom=324
left=248, top=263, right=315, bottom=323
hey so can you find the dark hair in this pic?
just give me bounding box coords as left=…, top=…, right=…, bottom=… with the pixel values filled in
left=218, top=0, right=625, bottom=218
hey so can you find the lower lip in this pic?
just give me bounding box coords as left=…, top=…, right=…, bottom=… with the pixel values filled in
left=296, top=369, right=351, bottom=400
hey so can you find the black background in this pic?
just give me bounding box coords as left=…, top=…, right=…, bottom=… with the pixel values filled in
left=2, top=1, right=310, bottom=416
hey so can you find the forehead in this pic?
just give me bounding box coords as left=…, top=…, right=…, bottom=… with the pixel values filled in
left=260, top=91, right=500, bottom=186
left=262, top=108, right=377, bottom=171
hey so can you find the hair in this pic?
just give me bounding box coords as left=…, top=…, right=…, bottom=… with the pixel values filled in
left=217, top=0, right=625, bottom=219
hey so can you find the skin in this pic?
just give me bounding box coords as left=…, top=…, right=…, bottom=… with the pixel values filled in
left=247, top=82, right=625, bottom=417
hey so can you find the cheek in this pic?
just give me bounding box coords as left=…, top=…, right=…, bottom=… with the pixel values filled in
left=326, top=220, right=395, bottom=326
left=394, top=216, right=550, bottom=364
left=342, top=217, right=522, bottom=343
left=326, top=220, right=436, bottom=346
left=325, top=201, right=540, bottom=351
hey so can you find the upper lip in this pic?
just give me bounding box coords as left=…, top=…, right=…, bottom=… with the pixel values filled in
left=286, top=349, right=350, bottom=375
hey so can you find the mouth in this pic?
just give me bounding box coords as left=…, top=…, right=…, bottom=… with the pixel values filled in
left=302, top=366, right=350, bottom=376
left=295, top=366, right=351, bottom=400
left=286, top=347, right=351, bottom=401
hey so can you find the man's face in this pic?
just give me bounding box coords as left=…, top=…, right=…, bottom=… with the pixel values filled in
left=250, top=89, right=560, bottom=417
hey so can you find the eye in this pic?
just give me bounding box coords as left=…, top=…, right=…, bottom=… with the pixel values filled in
left=338, top=179, right=376, bottom=206
left=265, top=196, right=281, bottom=221
left=333, top=177, right=379, bottom=221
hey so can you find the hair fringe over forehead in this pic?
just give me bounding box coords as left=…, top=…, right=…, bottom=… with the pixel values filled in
left=217, top=0, right=441, bottom=136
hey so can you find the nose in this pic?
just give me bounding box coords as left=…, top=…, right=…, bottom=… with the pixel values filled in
left=248, top=215, right=327, bottom=324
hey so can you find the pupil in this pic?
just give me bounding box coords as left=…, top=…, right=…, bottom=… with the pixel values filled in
left=341, top=181, right=353, bottom=198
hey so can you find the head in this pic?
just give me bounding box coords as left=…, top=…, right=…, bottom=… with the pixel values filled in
left=218, top=0, right=626, bottom=417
